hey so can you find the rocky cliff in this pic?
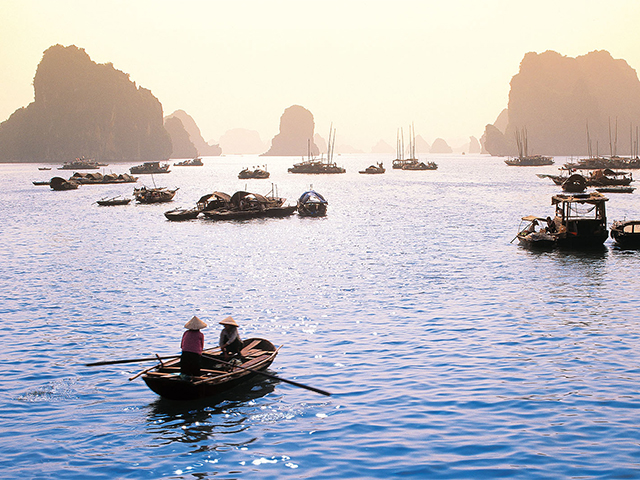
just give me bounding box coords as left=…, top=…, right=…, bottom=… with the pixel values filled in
left=164, top=117, right=198, bottom=159
left=0, top=44, right=172, bottom=162
left=165, top=110, right=221, bottom=156
left=483, top=50, right=640, bottom=156
left=262, top=105, right=319, bottom=156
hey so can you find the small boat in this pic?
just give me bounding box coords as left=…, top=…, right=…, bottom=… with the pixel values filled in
left=359, top=162, right=385, bottom=174
left=58, top=157, right=108, bottom=170
left=69, top=172, right=138, bottom=184
left=402, top=161, right=438, bottom=171
left=514, top=193, right=609, bottom=249
left=130, top=161, right=171, bottom=175
left=202, top=190, right=295, bottom=221
left=133, top=186, right=178, bottom=204
left=33, top=180, right=51, bottom=186
left=561, top=173, right=587, bottom=193
left=38, top=167, right=51, bottom=171
left=141, top=338, right=278, bottom=401
left=197, top=191, right=232, bottom=212
left=174, top=157, right=203, bottom=167
left=514, top=216, right=557, bottom=249
left=610, top=220, right=640, bottom=248
left=288, top=133, right=345, bottom=174
left=504, top=155, right=554, bottom=166
left=587, top=168, right=633, bottom=186
left=504, top=128, right=554, bottom=166
left=164, top=207, right=201, bottom=221
left=595, top=186, right=635, bottom=193
left=238, top=167, right=270, bottom=179
left=49, top=176, right=79, bottom=191
left=297, top=190, right=328, bottom=217
left=96, top=196, right=132, bottom=206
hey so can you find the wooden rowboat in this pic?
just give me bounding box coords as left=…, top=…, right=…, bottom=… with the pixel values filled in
left=141, top=338, right=278, bottom=401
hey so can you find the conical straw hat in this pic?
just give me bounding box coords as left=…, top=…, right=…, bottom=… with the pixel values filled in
left=184, top=315, right=207, bottom=330
left=219, top=316, right=238, bottom=327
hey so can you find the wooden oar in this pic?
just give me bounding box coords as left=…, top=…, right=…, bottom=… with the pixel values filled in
left=85, top=355, right=180, bottom=366
left=203, top=353, right=331, bottom=397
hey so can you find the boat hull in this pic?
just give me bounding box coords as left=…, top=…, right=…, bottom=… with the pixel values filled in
left=142, top=338, right=277, bottom=401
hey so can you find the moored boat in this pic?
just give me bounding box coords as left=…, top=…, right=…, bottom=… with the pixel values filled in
left=141, top=338, right=278, bottom=401
left=164, top=207, right=201, bottom=221
left=130, top=161, right=171, bottom=174
left=610, top=220, right=640, bottom=248
left=515, top=193, right=609, bottom=249
left=58, top=157, right=108, bottom=170
left=174, top=157, right=203, bottom=167
left=402, top=161, right=437, bottom=171
left=238, top=167, right=270, bottom=179
left=595, top=186, right=635, bottom=193
left=297, top=190, right=328, bottom=217
left=49, top=176, right=79, bottom=190
left=96, top=196, right=132, bottom=206
left=133, top=186, right=178, bottom=204
left=359, top=162, right=385, bottom=174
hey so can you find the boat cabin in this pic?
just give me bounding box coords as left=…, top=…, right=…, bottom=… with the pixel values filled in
left=551, top=192, right=608, bottom=247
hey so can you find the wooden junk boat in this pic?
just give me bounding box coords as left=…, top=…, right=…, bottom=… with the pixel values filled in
left=174, top=157, right=203, bottom=167
left=238, top=167, right=270, bottom=179
left=288, top=132, right=345, bottom=174
left=610, top=220, right=640, bottom=249
left=202, top=190, right=296, bottom=220
left=133, top=186, right=178, bottom=204
left=130, top=161, right=171, bottom=175
left=96, top=196, right=132, bottom=206
left=516, top=192, right=609, bottom=249
left=359, top=162, right=385, bottom=174
left=141, top=338, right=278, bottom=401
left=297, top=190, right=328, bottom=217
left=49, top=176, right=79, bottom=190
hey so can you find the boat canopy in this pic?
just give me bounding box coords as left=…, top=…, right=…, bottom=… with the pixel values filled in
left=551, top=192, right=608, bottom=205
left=298, top=190, right=327, bottom=204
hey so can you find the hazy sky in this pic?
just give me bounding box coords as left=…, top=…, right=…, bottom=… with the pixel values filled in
left=1, top=0, right=640, bottom=150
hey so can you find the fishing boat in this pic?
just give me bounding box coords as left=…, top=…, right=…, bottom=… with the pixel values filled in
left=173, top=157, right=203, bottom=167
left=595, top=186, right=635, bottom=193
left=561, top=173, right=587, bottom=193
left=49, top=176, right=79, bottom=191
left=504, top=128, right=554, bottom=166
left=38, top=167, right=51, bottom=171
left=288, top=131, right=345, bottom=174
left=130, top=161, right=171, bottom=175
left=402, top=161, right=438, bottom=171
left=610, top=220, right=640, bottom=248
left=202, top=189, right=295, bottom=221
left=515, top=193, right=609, bottom=249
left=587, top=168, right=633, bottom=186
left=297, top=190, right=328, bottom=217
left=32, top=180, right=51, bottom=186
left=164, top=207, right=201, bottom=221
left=69, top=172, right=138, bottom=184
left=238, top=166, right=270, bottom=179
left=141, top=338, right=278, bottom=401
left=359, top=162, right=385, bottom=174
left=514, top=216, right=557, bottom=249
left=197, top=191, right=232, bottom=212
left=96, top=196, right=132, bottom=206
left=133, top=186, right=178, bottom=204
left=58, top=157, right=108, bottom=170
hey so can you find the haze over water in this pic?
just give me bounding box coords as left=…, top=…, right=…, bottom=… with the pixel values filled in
left=1, top=154, right=640, bottom=478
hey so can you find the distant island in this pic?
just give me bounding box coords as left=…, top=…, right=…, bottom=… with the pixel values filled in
left=0, top=44, right=172, bottom=162
left=262, top=105, right=319, bottom=156
left=482, top=50, right=640, bottom=157
left=165, top=110, right=222, bottom=157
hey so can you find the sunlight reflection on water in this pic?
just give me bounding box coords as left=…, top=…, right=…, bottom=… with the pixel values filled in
left=1, top=155, right=640, bottom=478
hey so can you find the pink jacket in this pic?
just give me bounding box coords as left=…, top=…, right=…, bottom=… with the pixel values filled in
left=181, top=329, right=204, bottom=354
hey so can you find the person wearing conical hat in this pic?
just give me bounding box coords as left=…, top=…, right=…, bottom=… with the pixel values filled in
left=219, top=316, right=243, bottom=359
left=180, top=315, right=207, bottom=377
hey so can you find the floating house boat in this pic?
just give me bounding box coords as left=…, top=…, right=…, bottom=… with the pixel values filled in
left=610, top=220, right=640, bottom=248
left=130, top=162, right=171, bottom=175
left=516, top=192, right=608, bottom=249
left=297, top=190, right=328, bottom=217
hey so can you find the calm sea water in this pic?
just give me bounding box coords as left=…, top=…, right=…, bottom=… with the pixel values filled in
left=1, top=154, right=640, bottom=479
